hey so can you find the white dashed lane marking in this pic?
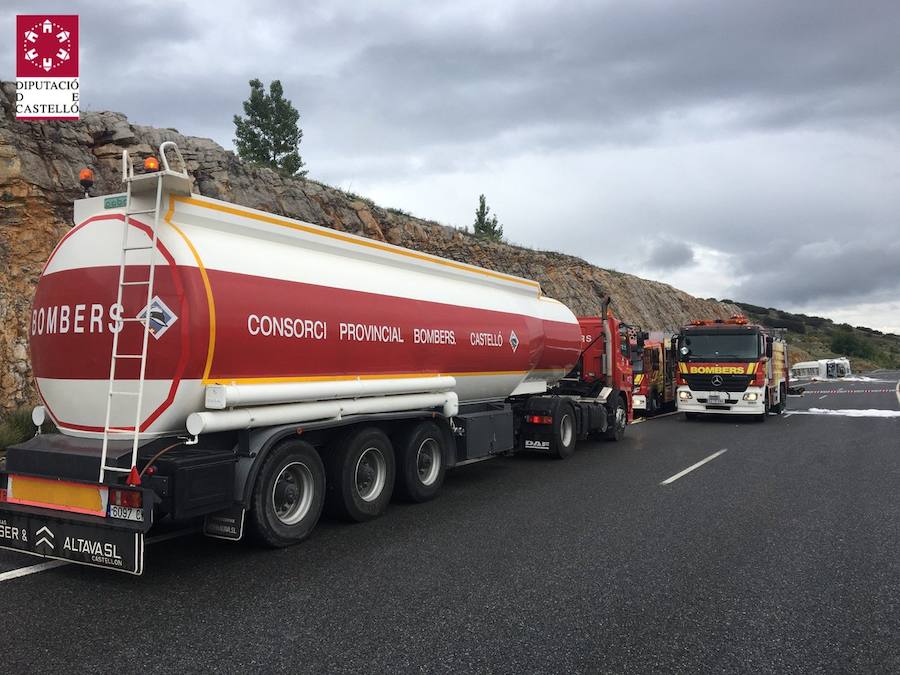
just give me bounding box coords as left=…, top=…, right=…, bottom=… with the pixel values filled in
left=660, top=449, right=728, bottom=486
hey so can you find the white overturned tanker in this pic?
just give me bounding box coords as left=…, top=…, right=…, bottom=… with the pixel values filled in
left=2, top=144, right=633, bottom=574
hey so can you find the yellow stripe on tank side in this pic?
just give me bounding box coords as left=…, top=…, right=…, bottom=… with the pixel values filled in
left=165, top=196, right=217, bottom=381
left=206, top=371, right=531, bottom=386
left=174, top=195, right=542, bottom=293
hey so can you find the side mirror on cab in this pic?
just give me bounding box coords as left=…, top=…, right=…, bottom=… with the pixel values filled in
left=765, top=336, right=773, bottom=358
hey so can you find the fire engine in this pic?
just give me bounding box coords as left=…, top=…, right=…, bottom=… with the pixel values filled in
left=674, top=315, right=788, bottom=420
left=632, top=338, right=676, bottom=416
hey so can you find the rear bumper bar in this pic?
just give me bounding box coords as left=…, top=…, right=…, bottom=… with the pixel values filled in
left=0, top=501, right=146, bottom=575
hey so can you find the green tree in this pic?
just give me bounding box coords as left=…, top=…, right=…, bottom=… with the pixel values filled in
left=473, top=194, right=503, bottom=241
left=830, top=330, right=874, bottom=359
left=233, top=79, right=307, bottom=176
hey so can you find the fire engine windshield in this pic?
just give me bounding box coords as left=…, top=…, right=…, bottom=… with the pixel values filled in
left=681, top=332, right=759, bottom=360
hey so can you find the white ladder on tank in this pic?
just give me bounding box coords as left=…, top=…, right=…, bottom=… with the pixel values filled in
left=98, top=141, right=189, bottom=482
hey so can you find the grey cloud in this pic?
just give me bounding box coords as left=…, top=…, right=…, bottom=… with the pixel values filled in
left=731, top=238, right=900, bottom=306
left=645, top=239, right=696, bottom=271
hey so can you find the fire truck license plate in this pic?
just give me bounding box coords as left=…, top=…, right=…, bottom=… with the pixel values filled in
left=708, top=392, right=724, bottom=403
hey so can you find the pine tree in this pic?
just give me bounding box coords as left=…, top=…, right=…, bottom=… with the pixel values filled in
left=473, top=194, right=503, bottom=241
left=233, top=79, right=307, bottom=176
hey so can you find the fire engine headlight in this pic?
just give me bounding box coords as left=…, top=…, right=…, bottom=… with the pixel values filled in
left=679, top=390, right=692, bottom=400
left=743, top=392, right=759, bottom=401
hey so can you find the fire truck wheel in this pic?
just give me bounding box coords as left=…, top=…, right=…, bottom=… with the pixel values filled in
left=775, top=384, right=787, bottom=414
left=249, top=439, right=325, bottom=548
left=324, top=426, right=396, bottom=522
left=603, top=396, right=627, bottom=441
left=551, top=402, right=577, bottom=459
left=395, top=421, right=446, bottom=502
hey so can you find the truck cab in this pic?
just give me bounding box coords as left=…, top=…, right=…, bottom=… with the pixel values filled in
left=632, top=339, right=676, bottom=415
left=674, top=315, right=788, bottom=419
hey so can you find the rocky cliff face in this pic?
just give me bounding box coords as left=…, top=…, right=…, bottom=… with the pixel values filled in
left=0, top=82, right=739, bottom=411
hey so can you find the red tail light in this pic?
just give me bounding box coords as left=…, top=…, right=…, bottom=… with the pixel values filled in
left=109, top=487, right=142, bottom=509
left=526, top=415, right=553, bottom=425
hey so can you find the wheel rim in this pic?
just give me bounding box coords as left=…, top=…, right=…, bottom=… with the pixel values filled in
left=416, top=438, right=441, bottom=486
left=355, top=447, right=387, bottom=502
left=272, top=461, right=315, bottom=526
left=559, top=414, right=573, bottom=446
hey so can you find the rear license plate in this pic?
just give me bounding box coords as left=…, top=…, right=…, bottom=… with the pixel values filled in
left=109, top=505, right=143, bottom=522
left=708, top=392, right=725, bottom=403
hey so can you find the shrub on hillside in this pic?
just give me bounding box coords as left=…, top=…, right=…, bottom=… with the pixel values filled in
left=0, top=408, right=55, bottom=451
left=830, top=331, right=875, bottom=359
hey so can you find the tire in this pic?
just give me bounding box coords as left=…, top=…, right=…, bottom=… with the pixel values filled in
left=249, top=439, right=325, bottom=548
left=775, top=384, right=787, bottom=414
left=324, top=426, right=395, bottom=522
left=395, top=421, right=446, bottom=502
left=551, top=402, right=577, bottom=459
left=603, top=396, right=627, bottom=441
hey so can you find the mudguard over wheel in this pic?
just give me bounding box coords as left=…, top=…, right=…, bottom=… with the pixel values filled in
left=325, top=426, right=395, bottom=522
left=395, top=421, right=447, bottom=502
left=249, top=439, right=326, bottom=548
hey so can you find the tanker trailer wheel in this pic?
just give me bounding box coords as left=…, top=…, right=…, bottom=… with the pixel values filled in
left=603, top=396, right=627, bottom=441
left=325, top=426, right=396, bottom=522
left=551, top=402, right=577, bottom=459
left=249, top=439, right=325, bottom=548
left=395, top=421, right=447, bottom=502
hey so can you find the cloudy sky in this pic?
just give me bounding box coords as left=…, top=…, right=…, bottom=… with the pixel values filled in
left=4, top=1, right=899, bottom=331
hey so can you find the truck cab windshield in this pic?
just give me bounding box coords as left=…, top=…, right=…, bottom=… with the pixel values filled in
left=681, top=332, right=759, bottom=361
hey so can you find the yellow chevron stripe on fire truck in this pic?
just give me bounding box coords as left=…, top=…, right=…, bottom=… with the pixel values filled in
left=678, top=363, right=687, bottom=374
left=634, top=373, right=644, bottom=384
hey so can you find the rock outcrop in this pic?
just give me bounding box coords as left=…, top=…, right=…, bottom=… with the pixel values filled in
left=0, top=82, right=739, bottom=410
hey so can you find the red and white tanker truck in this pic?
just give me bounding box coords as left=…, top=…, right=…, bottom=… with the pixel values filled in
left=0, top=143, right=633, bottom=574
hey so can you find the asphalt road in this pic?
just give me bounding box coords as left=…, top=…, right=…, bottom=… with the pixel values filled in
left=2, top=371, right=899, bottom=673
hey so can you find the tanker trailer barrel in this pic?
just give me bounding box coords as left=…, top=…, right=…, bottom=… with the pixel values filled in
left=32, top=185, right=582, bottom=438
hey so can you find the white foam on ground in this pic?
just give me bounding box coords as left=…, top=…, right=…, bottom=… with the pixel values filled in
left=789, top=408, right=900, bottom=418
left=807, top=376, right=891, bottom=383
